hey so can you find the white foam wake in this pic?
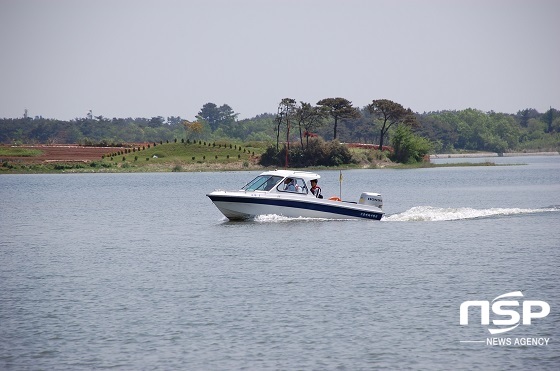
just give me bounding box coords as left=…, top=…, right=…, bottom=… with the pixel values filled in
left=385, top=206, right=559, bottom=222
left=253, top=214, right=350, bottom=223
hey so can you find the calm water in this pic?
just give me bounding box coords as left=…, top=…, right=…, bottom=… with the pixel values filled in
left=1, top=156, right=559, bottom=370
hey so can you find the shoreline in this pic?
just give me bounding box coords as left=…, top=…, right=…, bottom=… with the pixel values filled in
left=2, top=148, right=558, bottom=174
left=430, top=151, right=559, bottom=159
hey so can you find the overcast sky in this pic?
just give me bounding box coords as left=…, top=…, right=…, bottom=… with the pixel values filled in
left=1, top=0, right=558, bottom=121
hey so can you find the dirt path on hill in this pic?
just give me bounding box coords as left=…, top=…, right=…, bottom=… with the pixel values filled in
left=1, top=145, right=122, bottom=163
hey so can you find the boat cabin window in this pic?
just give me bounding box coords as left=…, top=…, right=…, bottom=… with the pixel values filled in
left=278, top=177, right=308, bottom=194
left=242, top=175, right=283, bottom=191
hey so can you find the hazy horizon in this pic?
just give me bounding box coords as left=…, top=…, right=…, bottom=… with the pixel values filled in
left=1, top=0, right=559, bottom=121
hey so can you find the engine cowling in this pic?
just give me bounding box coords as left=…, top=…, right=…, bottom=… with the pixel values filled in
left=358, top=192, right=383, bottom=209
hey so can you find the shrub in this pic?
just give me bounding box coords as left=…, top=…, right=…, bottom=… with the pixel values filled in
left=54, top=163, right=85, bottom=170
left=259, top=139, right=355, bottom=167
left=259, top=146, right=278, bottom=166
left=389, top=126, right=432, bottom=164
left=90, top=161, right=112, bottom=168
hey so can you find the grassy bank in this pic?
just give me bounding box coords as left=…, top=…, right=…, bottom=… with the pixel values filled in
left=0, top=147, right=44, bottom=157
left=0, top=141, right=268, bottom=173
left=101, top=140, right=265, bottom=172
left=0, top=141, right=507, bottom=174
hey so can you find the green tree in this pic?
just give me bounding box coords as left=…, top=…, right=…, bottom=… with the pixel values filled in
left=316, top=97, right=360, bottom=140
left=517, top=108, right=539, bottom=128
left=198, top=103, right=238, bottom=132
left=367, top=99, right=417, bottom=149
left=542, top=107, right=560, bottom=133
left=183, top=120, right=205, bottom=141
left=166, top=116, right=183, bottom=126
left=390, top=125, right=432, bottom=163
left=198, top=103, right=221, bottom=131
left=416, top=112, right=458, bottom=153
left=275, top=98, right=296, bottom=152
left=490, top=112, right=520, bottom=151
left=147, top=116, right=165, bottom=128
left=259, top=138, right=355, bottom=167
left=293, top=102, right=327, bottom=149
left=217, top=104, right=238, bottom=128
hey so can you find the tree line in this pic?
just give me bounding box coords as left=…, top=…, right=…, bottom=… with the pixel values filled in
left=1, top=101, right=558, bottom=154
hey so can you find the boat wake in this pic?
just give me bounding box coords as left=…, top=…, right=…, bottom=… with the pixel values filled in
left=220, top=207, right=560, bottom=223
left=384, top=206, right=560, bottom=222
left=253, top=214, right=353, bottom=223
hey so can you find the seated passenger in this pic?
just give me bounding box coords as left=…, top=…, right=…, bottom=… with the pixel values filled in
left=310, top=179, right=323, bottom=198
left=283, top=178, right=296, bottom=192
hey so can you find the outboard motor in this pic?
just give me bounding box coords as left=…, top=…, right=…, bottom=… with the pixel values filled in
left=358, top=192, right=383, bottom=209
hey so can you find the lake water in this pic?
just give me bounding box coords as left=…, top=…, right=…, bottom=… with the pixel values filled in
left=1, top=156, right=559, bottom=370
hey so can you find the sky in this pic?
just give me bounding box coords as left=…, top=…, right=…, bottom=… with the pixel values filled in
left=1, top=0, right=559, bottom=121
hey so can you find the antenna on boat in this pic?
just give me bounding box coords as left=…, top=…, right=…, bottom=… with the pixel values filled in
left=285, top=143, right=289, bottom=169
left=339, top=170, right=343, bottom=200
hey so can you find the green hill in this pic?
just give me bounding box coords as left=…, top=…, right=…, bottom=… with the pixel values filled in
left=100, top=140, right=267, bottom=172
left=0, top=140, right=269, bottom=173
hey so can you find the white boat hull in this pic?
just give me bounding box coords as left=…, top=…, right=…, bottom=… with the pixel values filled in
left=207, top=191, right=384, bottom=221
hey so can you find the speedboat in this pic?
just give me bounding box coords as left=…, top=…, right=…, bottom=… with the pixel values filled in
left=207, top=170, right=384, bottom=220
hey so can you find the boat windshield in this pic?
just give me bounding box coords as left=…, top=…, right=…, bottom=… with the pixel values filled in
left=277, top=177, right=308, bottom=194
left=242, top=175, right=283, bottom=191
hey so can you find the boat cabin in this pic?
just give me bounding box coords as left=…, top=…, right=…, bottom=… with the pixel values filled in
left=241, top=170, right=321, bottom=195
